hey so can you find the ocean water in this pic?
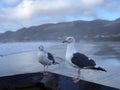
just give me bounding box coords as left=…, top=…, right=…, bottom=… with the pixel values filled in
left=0, top=42, right=58, bottom=56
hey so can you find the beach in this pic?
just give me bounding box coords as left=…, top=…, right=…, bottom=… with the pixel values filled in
left=0, top=41, right=120, bottom=89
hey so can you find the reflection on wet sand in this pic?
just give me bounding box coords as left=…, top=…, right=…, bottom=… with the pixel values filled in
left=94, top=44, right=120, bottom=59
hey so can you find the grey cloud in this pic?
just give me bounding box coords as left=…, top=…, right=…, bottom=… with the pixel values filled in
left=0, top=0, right=120, bottom=32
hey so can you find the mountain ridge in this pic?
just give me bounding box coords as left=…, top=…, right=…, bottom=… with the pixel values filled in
left=0, top=18, right=120, bottom=42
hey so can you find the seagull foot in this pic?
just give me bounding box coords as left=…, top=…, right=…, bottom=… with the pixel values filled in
left=72, top=77, right=80, bottom=83
left=43, top=72, right=48, bottom=76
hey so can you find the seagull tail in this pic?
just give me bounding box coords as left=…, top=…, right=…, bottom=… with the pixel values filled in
left=86, top=66, right=107, bottom=72
left=53, top=62, right=59, bottom=65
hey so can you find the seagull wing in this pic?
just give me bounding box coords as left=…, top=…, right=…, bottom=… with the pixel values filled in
left=47, top=52, right=55, bottom=64
left=71, top=52, right=96, bottom=68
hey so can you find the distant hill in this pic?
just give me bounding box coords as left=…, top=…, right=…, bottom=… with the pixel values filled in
left=0, top=18, right=120, bottom=42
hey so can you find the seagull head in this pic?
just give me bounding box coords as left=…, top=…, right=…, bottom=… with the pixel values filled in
left=62, top=37, right=75, bottom=44
left=38, top=45, right=44, bottom=51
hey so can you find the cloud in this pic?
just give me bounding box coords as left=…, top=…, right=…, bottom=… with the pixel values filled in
left=81, top=0, right=104, bottom=7
left=1, top=0, right=104, bottom=22
left=0, top=0, right=120, bottom=32
left=104, top=0, right=120, bottom=12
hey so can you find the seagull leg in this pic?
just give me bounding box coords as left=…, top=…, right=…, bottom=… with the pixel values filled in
left=43, top=65, right=47, bottom=75
left=43, top=65, right=48, bottom=75
left=72, top=69, right=80, bottom=83
left=44, top=65, right=45, bottom=72
left=46, top=65, right=48, bottom=72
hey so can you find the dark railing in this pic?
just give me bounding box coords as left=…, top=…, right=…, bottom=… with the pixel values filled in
left=0, top=72, right=119, bottom=90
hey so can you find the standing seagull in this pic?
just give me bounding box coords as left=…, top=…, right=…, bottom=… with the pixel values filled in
left=38, top=45, right=58, bottom=75
left=62, top=37, right=106, bottom=83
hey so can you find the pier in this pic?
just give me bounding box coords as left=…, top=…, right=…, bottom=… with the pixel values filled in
left=0, top=72, right=119, bottom=90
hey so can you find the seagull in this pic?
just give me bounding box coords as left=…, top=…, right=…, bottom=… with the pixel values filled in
left=38, top=45, right=58, bottom=75
left=62, top=37, right=107, bottom=83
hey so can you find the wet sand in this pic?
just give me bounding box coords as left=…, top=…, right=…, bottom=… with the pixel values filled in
left=0, top=41, right=120, bottom=89
left=48, top=42, right=120, bottom=89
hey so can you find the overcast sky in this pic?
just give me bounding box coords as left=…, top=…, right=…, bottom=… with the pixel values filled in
left=0, top=0, right=120, bottom=33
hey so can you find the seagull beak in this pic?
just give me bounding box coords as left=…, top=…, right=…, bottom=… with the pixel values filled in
left=62, top=40, right=68, bottom=43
